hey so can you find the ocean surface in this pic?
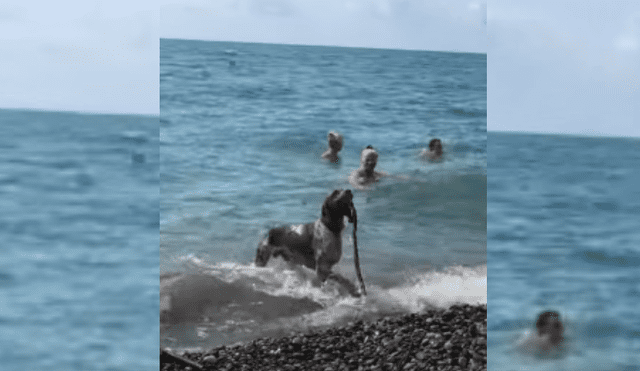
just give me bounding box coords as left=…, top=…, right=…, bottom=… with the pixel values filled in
left=488, top=132, right=640, bottom=370
left=0, top=109, right=159, bottom=370
left=160, top=39, right=487, bottom=350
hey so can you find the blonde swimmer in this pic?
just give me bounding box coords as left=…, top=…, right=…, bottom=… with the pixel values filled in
left=348, top=146, right=388, bottom=189
left=321, top=131, right=344, bottom=163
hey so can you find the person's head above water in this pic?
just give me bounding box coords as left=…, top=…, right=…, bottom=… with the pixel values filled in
left=349, top=145, right=387, bottom=189
left=536, top=311, right=564, bottom=345
left=360, top=146, right=378, bottom=172
left=327, top=131, right=343, bottom=152
left=428, top=138, right=443, bottom=156
left=322, top=131, right=344, bottom=163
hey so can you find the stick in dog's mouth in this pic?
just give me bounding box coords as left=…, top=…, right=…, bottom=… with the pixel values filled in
left=348, top=202, right=356, bottom=224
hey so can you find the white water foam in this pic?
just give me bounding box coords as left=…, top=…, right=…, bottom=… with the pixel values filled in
left=181, top=255, right=486, bottom=321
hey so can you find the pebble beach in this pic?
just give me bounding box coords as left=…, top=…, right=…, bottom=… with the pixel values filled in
left=161, top=304, right=487, bottom=371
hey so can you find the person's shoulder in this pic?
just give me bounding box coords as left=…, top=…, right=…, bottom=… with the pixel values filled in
left=514, top=330, right=538, bottom=351
left=349, top=172, right=371, bottom=190
left=322, top=152, right=339, bottom=163
left=348, top=170, right=360, bottom=183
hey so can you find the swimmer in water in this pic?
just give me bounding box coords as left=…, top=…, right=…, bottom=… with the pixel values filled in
left=420, top=138, right=443, bottom=161
left=516, top=311, right=565, bottom=356
left=322, top=131, right=343, bottom=163
left=349, top=145, right=388, bottom=189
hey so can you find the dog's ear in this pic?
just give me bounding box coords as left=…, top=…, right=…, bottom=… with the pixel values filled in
left=322, top=200, right=330, bottom=219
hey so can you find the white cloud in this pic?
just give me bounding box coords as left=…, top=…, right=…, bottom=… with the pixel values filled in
left=612, top=11, right=640, bottom=52
left=614, top=35, right=638, bottom=51
left=468, top=2, right=481, bottom=12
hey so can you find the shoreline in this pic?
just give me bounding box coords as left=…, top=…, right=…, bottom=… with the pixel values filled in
left=161, top=303, right=487, bottom=371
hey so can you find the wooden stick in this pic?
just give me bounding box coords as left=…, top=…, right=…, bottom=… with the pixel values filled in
left=351, top=207, right=366, bottom=296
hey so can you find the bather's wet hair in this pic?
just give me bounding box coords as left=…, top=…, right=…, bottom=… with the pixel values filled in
left=536, top=311, right=562, bottom=335
left=361, top=146, right=378, bottom=162
left=328, top=131, right=343, bottom=150
left=428, top=138, right=443, bottom=153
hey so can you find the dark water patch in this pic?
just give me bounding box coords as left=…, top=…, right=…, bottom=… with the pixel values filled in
left=0, top=175, right=20, bottom=185
left=576, top=249, right=640, bottom=267
left=131, top=152, right=146, bottom=164
left=182, top=195, right=217, bottom=203
left=487, top=179, right=508, bottom=192
left=605, top=172, right=625, bottom=181
left=160, top=71, right=174, bottom=79
left=489, top=232, right=528, bottom=242
left=543, top=198, right=589, bottom=211
left=450, top=141, right=484, bottom=154
left=0, top=141, right=19, bottom=149
left=0, top=272, right=15, bottom=287
left=73, top=172, right=96, bottom=188
left=100, top=321, right=128, bottom=330
left=592, top=201, right=618, bottom=211
left=449, top=108, right=485, bottom=118
left=73, top=260, right=123, bottom=270
left=237, top=87, right=260, bottom=99
left=50, top=160, right=83, bottom=170
left=9, top=219, right=43, bottom=236
left=119, top=131, right=149, bottom=144
left=553, top=170, right=600, bottom=184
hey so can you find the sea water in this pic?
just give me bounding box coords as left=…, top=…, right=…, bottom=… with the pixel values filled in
left=0, top=109, right=159, bottom=370
left=488, top=132, right=640, bottom=370
left=160, top=39, right=487, bottom=350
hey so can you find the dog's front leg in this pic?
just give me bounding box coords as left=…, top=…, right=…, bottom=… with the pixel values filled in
left=315, top=262, right=331, bottom=283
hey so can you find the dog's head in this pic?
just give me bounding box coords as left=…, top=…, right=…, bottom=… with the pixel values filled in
left=322, top=189, right=355, bottom=225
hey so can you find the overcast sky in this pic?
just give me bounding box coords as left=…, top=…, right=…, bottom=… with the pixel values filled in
left=159, top=0, right=488, bottom=53
left=0, top=1, right=158, bottom=115
left=1, top=1, right=638, bottom=137
left=489, top=1, right=639, bottom=138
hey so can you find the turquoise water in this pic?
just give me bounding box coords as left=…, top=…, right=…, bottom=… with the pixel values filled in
left=488, top=132, right=640, bottom=370
left=160, top=39, right=487, bottom=350
left=0, top=109, right=159, bottom=370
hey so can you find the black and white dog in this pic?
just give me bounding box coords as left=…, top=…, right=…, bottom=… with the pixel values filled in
left=255, top=189, right=360, bottom=296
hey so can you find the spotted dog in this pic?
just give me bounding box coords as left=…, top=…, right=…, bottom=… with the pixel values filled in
left=255, top=189, right=359, bottom=296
